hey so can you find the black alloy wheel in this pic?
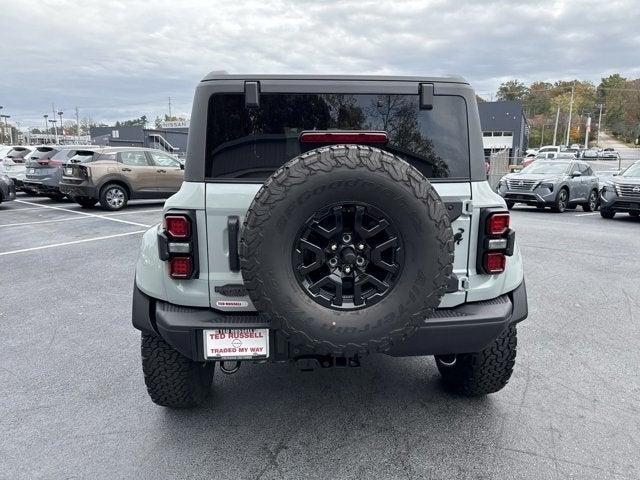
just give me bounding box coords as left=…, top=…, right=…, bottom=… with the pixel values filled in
left=293, top=203, right=403, bottom=310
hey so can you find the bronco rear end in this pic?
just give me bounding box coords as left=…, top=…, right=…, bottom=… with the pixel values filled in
left=132, top=74, right=527, bottom=408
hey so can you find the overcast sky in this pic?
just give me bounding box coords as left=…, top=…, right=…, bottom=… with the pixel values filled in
left=1, top=0, right=639, bottom=128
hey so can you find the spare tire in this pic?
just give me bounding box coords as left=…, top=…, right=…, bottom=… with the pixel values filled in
left=240, top=145, right=454, bottom=356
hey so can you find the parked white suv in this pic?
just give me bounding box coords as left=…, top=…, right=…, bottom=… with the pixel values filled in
left=132, top=73, right=528, bottom=408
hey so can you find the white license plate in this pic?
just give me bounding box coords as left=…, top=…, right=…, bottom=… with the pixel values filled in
left=203, top=328, right=269, bottom=359
left=64, top=167, right=73, bottom=175
left=29, top=168, right=35, bottom=174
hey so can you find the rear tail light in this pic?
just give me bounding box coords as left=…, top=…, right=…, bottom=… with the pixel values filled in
left=486, top=213, right=510, bottom=235
left=159, top=211, right=198, bottom=280
left=164, top=215, right=191, bottom=238
left=484, top=252, right=506, bottom=274
left=169, top=257, right=193, bottom=278
left=478, top=210, right=514, bottom=275
left=299, top=131, right=389, bottom=145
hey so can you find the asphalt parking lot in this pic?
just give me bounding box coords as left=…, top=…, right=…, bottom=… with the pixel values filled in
left=1, top=194, right=639, bottom=479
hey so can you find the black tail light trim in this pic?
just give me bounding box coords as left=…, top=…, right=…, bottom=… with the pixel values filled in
left=476, top=208, right=515, bottom=275
left=159, top=209, right=199, bottom=279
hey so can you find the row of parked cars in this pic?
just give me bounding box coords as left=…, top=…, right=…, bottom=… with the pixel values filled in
left=497, top=158, right=640, bottom=219
left=524, top=144, right=621, bottom=165
left=0, top=144, right=185, bottom=210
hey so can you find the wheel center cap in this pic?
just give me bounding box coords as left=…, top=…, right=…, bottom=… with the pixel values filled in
left=340, top=247, right=356, bottom=264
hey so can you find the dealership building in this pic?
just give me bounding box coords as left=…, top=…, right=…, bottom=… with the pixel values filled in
left=90, top=120, right=189, bottom=157
left=478, top=100, right=529, bottom=159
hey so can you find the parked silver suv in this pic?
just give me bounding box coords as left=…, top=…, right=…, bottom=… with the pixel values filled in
left=498, top=160, right=599, bottom=212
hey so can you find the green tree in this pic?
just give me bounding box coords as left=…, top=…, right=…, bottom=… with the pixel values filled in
left=497, top=80, right=529, bottom=102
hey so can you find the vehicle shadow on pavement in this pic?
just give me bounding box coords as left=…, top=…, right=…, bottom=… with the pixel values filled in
left=149, top=356, right=502, bottom=477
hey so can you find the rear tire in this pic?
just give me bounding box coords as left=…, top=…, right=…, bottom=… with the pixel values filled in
left=141, top=333, right=214, bottom=408
left=73, top=196, right=97, bottom=209
left=436, top=326, right=517, bottom=396
left=582, top=190, right=598, bottom=212
left=600, top=209, right=615, bottom=219
left=99, top=183, right=128, bottom=211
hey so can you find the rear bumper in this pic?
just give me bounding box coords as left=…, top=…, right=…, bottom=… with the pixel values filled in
left=133, top=281, right=528, bottom=361
left=59, top=183, right=97, bottom=198
left=23, top=176, right=61, bottom=193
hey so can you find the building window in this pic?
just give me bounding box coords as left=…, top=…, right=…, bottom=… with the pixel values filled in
left=112, top=130, right=120, bottom=138
left=503, top=131, right=513, bottom=137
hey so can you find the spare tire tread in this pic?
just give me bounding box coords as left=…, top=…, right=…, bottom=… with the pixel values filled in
left=240, top=145, right=454, bottom=355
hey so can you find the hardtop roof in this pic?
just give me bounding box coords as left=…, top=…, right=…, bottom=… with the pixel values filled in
left=201, top=73, right=468, bottom=84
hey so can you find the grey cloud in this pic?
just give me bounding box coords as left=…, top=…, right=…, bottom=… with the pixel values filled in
left=1, top=0, right=638, bottom=127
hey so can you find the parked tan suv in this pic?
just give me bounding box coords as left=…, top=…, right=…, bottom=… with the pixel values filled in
left=59, top=147, right=184, bottom=210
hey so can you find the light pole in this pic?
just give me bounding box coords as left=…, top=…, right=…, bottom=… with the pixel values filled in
left=552, top=106, right=560, bottom=146
left=57, top=111, right=64, bottom=143
left=565, top=83, right=575, bottom=146
left=584, top=115, right=591, bottom=148
left=596, top=104, right=603, bottom=147
left=49, top=119, right=58, bottom=144
left=43, top=114, right=49, bottom=143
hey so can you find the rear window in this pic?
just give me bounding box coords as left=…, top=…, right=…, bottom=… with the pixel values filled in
left=29, top=147, right=58, bottom=160
left=205, top=93, right=470, bottom=180
left=7, top=148, right=32, bottom=159
left=68, top=150, right=102, bottom=163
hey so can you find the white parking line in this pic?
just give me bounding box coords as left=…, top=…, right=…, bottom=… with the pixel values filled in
left=574, top=212, right=599, bottom=217
left=0, top=208, right=163, bottom=228
left=104, top=208, right=163, bottom=217
left=0, top=215, right=91, bottom=228
left=0, top=230, right=146, bottom=256
left=0, top=205, right=54, bottom=212
left=14, top=200, right=151, bottom=228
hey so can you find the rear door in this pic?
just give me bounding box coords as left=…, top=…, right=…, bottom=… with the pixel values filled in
left=201, top=80, right=474, bottom=309
left=147, top=150, right=184, bottom=194
left=569, top=162, right=586, bottom=201
left=117, top=150, right=157, bottom=193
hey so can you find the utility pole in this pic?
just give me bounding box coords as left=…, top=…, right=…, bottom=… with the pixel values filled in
left=168, top=97, right=172, bottom=118
left=565, top=83, right=575, bottom=146
left=75, top=106, right=80, bottom=142
left=0, top=105, right=4, bottom=144
left=57, top=111, right=64, bottom=143
left=43, top=114, right=49, bottom=143
left=552, top=107, right=560, bottom=146
left=596, top=104, right=603, bottom=147
left=584, top=115, right=591, bottom=148
left=539, top=124, right=545, bottom=148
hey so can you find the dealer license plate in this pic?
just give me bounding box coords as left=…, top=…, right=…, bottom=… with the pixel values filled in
left=203, top=328, right=269, bottom=359
left=64, top=167, right=73, bottom=175
left=29, top=168, right=35, bottom=174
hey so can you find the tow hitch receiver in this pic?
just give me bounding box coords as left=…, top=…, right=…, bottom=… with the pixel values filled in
left=295, top=355, right=361, bottom=372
